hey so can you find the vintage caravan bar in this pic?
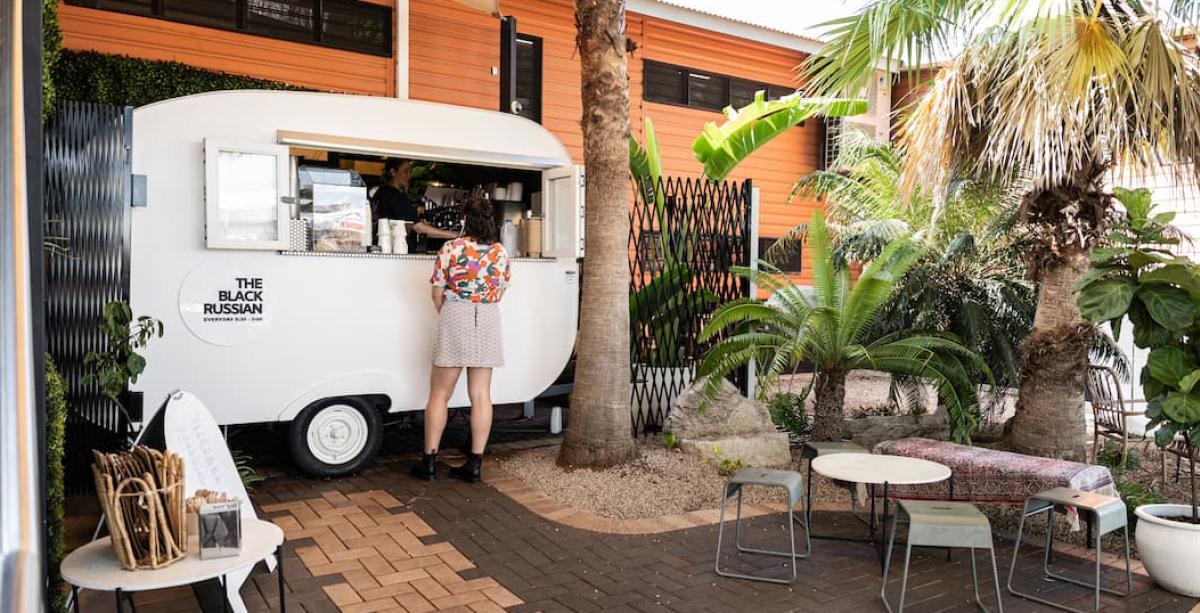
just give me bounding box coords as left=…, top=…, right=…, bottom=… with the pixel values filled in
left=130, top=91, right=582, bottom=475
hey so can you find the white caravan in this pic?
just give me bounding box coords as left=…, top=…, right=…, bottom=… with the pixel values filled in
left=130, top=91, right=582, bottom=475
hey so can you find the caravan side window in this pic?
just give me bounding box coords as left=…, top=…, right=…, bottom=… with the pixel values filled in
left=204, top=141, right=290, bottom=250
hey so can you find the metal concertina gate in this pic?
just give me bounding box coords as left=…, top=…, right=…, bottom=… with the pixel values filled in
left=630, top=176, right=753, bottom=434
left=44, top=102, right=134, bottom=494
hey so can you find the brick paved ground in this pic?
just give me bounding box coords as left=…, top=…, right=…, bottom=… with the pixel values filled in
left=71, top=404, right=1200, bottom=612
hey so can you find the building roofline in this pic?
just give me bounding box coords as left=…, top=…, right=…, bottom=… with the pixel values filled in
left=627, top=0, right=825, bottom=55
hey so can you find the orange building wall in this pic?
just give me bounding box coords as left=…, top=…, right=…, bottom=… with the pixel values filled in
left=57, top=1, right=396, bottom=96
left=60, top=0, right=824, bottom=281
left=410, top=0, right=822, bottom=281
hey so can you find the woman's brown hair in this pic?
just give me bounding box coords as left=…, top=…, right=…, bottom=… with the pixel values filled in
left=461, top=195, right=498, bottom=244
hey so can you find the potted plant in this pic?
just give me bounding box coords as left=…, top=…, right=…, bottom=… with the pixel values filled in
left=1076, top=187, right=1200, bottom=596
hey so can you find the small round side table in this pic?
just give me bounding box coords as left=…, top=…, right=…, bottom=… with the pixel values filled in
left=61, top=518, right=285, bottom=613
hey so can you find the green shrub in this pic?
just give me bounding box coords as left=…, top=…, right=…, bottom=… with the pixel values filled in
left=767, top=391, right=810, bottom=441
left=1117, top=479, right=1165, bottom=530
left=1095, top=441, right=1141, bottom=475
left=661, top=432, right=679, bottom=450
left=45, top=354, right=67, bottom=613
left=53, top=50, right=306, bottom=109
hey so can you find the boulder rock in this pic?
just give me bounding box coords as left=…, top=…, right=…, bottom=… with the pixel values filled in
left=679, top=433, right=792, bottom=469
left=668, top=378, right=776, bottom=439
left=668, top=379, right=791, bottom=468
left=841, top=412, right=950, bottom=449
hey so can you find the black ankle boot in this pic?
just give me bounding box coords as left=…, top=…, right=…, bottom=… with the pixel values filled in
left=449, top=453, right=482, bottom=483
left=410, top=452, right=437, bottom=481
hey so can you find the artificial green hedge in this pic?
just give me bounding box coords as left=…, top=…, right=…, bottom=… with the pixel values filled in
left=45, top=354, right=67, bottom=613
left=42, top=0, right=62, bottom=119
left=53, top=50, right=305, bottom=109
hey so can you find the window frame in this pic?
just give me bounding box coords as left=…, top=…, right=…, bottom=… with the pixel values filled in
left=514, top=33, right=544, bottom=124
left=643, top=60, right=797, bottom=113
left=204, top=140, right=291, bottom=251
left=65, top=0, right=393, bottom=57
left=757, top=237, right=802, bottom=274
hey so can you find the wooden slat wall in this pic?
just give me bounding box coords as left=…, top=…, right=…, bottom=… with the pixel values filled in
left=409, top=1, right=822, bottom=282
left=57, top=1, right=396, bottom=96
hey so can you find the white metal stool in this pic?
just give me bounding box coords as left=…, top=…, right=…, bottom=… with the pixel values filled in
left=714, top=468, right=811, bottom=584
left=881, top=500, right=1003, bottom=612
left=1006, top=488, right=1131, bottom=613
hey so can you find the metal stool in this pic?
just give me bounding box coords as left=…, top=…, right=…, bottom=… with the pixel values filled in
left=881, top=500, right=1003, bottom=612
left=801, top=441, right=868, bottom=526
left=715, top=468, right=811, bottom=584
left=1006, top=488, right=1131, bottom=612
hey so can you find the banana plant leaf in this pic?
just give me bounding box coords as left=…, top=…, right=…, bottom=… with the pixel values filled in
left=631, top=263, right=718, bottom=367
left=693, top=93, right=868, bottom=182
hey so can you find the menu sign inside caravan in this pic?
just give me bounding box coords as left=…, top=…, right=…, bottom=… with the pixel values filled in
left=179, top=261, right=271, bottom=346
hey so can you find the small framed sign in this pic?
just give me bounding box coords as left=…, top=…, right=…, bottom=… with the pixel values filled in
left=198, top=501, right=242, bottom=559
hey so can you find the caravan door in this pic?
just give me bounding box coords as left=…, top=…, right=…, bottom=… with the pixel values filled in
left=543, top=164, right=584, bottom=259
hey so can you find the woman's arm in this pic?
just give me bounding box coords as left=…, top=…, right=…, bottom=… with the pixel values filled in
left=412, top=221, right=459, bottom=239
left=431, top=286, right=445, bottom=312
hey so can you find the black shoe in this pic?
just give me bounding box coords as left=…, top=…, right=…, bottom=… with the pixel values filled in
left=410, top=452, right=437, bottom=481
left=449, top=453, right=482, bottom=483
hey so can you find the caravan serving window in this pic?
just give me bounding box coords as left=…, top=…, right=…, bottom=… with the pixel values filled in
left=204, top=140, right=290, bottom=250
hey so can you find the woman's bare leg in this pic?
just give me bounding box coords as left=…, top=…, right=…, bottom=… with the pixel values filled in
left=466, top=367, right=494, bottom=454
left=424, top=366, right=462, bottom=453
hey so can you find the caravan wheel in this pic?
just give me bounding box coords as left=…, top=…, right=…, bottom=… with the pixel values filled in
left=289, top=397, right=382, bottom=477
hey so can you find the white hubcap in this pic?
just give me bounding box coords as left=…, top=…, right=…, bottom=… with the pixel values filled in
left=307, top=405, right=369, bottom=465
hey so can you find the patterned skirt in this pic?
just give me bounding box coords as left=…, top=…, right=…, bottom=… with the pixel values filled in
left=432, top=300, right=505, bottom=368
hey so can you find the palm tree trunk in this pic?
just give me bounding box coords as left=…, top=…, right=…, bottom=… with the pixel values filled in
left=557, top=0, right=638, bottom=468
left=1009, top=250, right=1093, bottom=461
left=811, top=369, right=847, bottom=441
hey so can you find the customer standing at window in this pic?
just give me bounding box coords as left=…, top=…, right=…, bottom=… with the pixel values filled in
left=411, top=196, right=510, bottom=482
left=373, top=158, right=457, bottom=252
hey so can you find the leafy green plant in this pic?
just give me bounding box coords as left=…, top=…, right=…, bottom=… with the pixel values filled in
left=698, top=211, right=991, bottom=443
left=1076, top=187, right=1200, bottom=522
left=661, top=432, right=680, bottom=451
left=767, top=390, right=811, bottom=441
left=42, top=0, right=62, bottom=120
left=233, top=452, right=266, bottom=492
left=1117, top=480, right=1166, bottom=531
left=1096, top=440, right=1141, bottom=476
left=82, top=301, right=164, bottom=422
left=717, top=458, right=744, bottom=477
left=45, top=354, right=68, bottom=613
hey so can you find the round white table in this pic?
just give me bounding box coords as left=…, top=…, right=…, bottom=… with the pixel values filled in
left=62, top=519, right=285, bottom=613
left=810, top=454, right=953, bottom=568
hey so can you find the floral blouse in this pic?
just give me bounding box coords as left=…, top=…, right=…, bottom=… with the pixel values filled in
left=430, top=237, right=511, bottom=303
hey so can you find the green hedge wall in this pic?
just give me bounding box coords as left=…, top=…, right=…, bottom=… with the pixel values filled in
left=45, top=354, right=67, bottom=613
left=53, top=50, right=306, bottom=109
left=42, top=0, right=62, bottom=119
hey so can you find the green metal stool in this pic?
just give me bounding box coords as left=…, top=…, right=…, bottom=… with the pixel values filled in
left=881, top=500, right=1003, bottom=613
left=715, top=468, right=811, bottom=584
left=1006, top=488, right=1131, bottom=613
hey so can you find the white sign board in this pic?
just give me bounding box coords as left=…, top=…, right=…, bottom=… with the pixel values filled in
left=162, top=390, right=273, bottom=613
left=178, top=261, right=270, bottom=346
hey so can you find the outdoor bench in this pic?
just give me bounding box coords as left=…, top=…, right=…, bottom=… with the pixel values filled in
left=872, top=438, right=1116, bottom=504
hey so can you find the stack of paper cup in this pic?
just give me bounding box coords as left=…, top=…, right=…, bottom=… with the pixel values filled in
left=390, top=220, right=408, bottom=254
left=377, top=220, right=392, bottom=254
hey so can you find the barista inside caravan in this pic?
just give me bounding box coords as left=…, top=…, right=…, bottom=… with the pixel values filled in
left=373, top=158, right=458, bottom=252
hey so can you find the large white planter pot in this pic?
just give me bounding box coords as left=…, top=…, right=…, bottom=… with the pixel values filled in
left=1135, top=504, right=1200, bottom=597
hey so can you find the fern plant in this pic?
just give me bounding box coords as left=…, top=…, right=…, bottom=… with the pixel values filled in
left=698, top=211, right=990, bottom=443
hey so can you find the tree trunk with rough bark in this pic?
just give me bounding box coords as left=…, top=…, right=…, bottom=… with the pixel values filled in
left=1009, top=250, right=1093, bottom=461
left=811, top=370, right=847, bottom=441
left=558, top=0, right=639, bottom=468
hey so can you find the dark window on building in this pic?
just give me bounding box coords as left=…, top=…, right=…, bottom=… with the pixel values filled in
left=514, top=34, right=543, bottom=123
left=66, top=0, right=392, bottom=57
left=759, top=237, right=802, bottom=273
left=644, top=60, right=795, bottom=113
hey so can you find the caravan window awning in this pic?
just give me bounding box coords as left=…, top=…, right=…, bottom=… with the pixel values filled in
left=276, top=130, right=565, bottom=171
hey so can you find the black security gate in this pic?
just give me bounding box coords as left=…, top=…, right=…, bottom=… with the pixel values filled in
left=44, top=102, right=134, bottom=494
left=630, top=176, right=752, bottom=434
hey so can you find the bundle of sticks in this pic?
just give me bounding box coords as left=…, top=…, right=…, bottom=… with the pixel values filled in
left=91, top=446, right=187, bottom=570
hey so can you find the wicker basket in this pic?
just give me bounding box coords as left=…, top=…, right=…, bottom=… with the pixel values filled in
left=92, top=448, right=187, bottom=570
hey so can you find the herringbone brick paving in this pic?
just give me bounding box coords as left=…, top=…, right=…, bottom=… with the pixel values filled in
left=74, top=447, right=1200, bottom=612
